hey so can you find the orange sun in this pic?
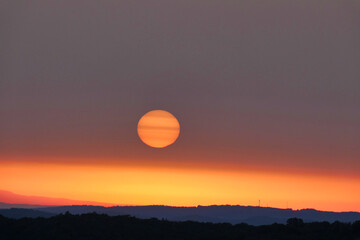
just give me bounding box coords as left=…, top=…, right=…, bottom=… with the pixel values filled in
left=137, top=110, right=180, bottom=148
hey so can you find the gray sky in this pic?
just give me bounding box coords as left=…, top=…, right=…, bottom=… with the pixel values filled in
left=1, top=0, right=359, bottom=175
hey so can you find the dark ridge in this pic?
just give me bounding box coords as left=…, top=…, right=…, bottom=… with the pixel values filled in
left=0, top=208, right=55, bottom=219
left=36, top=205, right=360, bottom=225
left=0, top=212, right=359, bottom=240
left=0, top=202, right=51, bottom=209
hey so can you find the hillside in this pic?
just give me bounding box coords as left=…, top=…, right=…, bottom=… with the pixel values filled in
left=1, top=204, right=359, bottom=225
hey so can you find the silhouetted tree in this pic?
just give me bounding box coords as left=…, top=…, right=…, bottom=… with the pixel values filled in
left=0, top=213, right=359, bottom=240
left=287, top=217, right=304, bottom=227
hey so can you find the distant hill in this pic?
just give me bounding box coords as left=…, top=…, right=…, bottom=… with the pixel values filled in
left=0, top=205, right=359, bottom=225
left=1, top=190, right=359, bottom=225
left=0, top=202, right=48, bottom=209
left=0, top=208, right=55, bottom=219
left=31, top=205, right=360, bottom=225
left=0, top=190, right=114, bottom=207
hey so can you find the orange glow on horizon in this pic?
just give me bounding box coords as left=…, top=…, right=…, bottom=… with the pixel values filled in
left=0, top=161, right=359, bottom=212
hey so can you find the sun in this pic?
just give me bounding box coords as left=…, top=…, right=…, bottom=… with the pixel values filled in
left=137, top=110, right=180, bottom=148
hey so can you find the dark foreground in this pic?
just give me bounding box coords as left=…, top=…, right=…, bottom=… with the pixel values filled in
left=0, top=213, right=359, bottom=240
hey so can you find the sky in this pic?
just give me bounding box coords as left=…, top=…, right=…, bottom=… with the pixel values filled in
left=0, top=1, right=360, bottom=211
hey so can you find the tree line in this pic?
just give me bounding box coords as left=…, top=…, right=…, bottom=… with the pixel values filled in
left=0, top=212, right=359, bottom=240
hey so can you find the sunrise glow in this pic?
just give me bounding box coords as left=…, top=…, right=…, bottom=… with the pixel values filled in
left=1, top=160, right=359, bottom=212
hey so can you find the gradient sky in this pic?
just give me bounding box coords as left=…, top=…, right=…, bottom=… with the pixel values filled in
left=1, top=1, right=359, bottom=211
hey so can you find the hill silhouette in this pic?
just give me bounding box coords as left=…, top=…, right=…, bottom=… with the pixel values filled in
left=39, top=205, right=360, bottom=225
left=1, top=205, right=359, bottom=225
left=0, top=190, right=114, bottom=206
left=0, top=212, right=359, bottom=240
left=0, top=202, right=47, bottom=209
left=0, top=208, right=55, bottom=219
